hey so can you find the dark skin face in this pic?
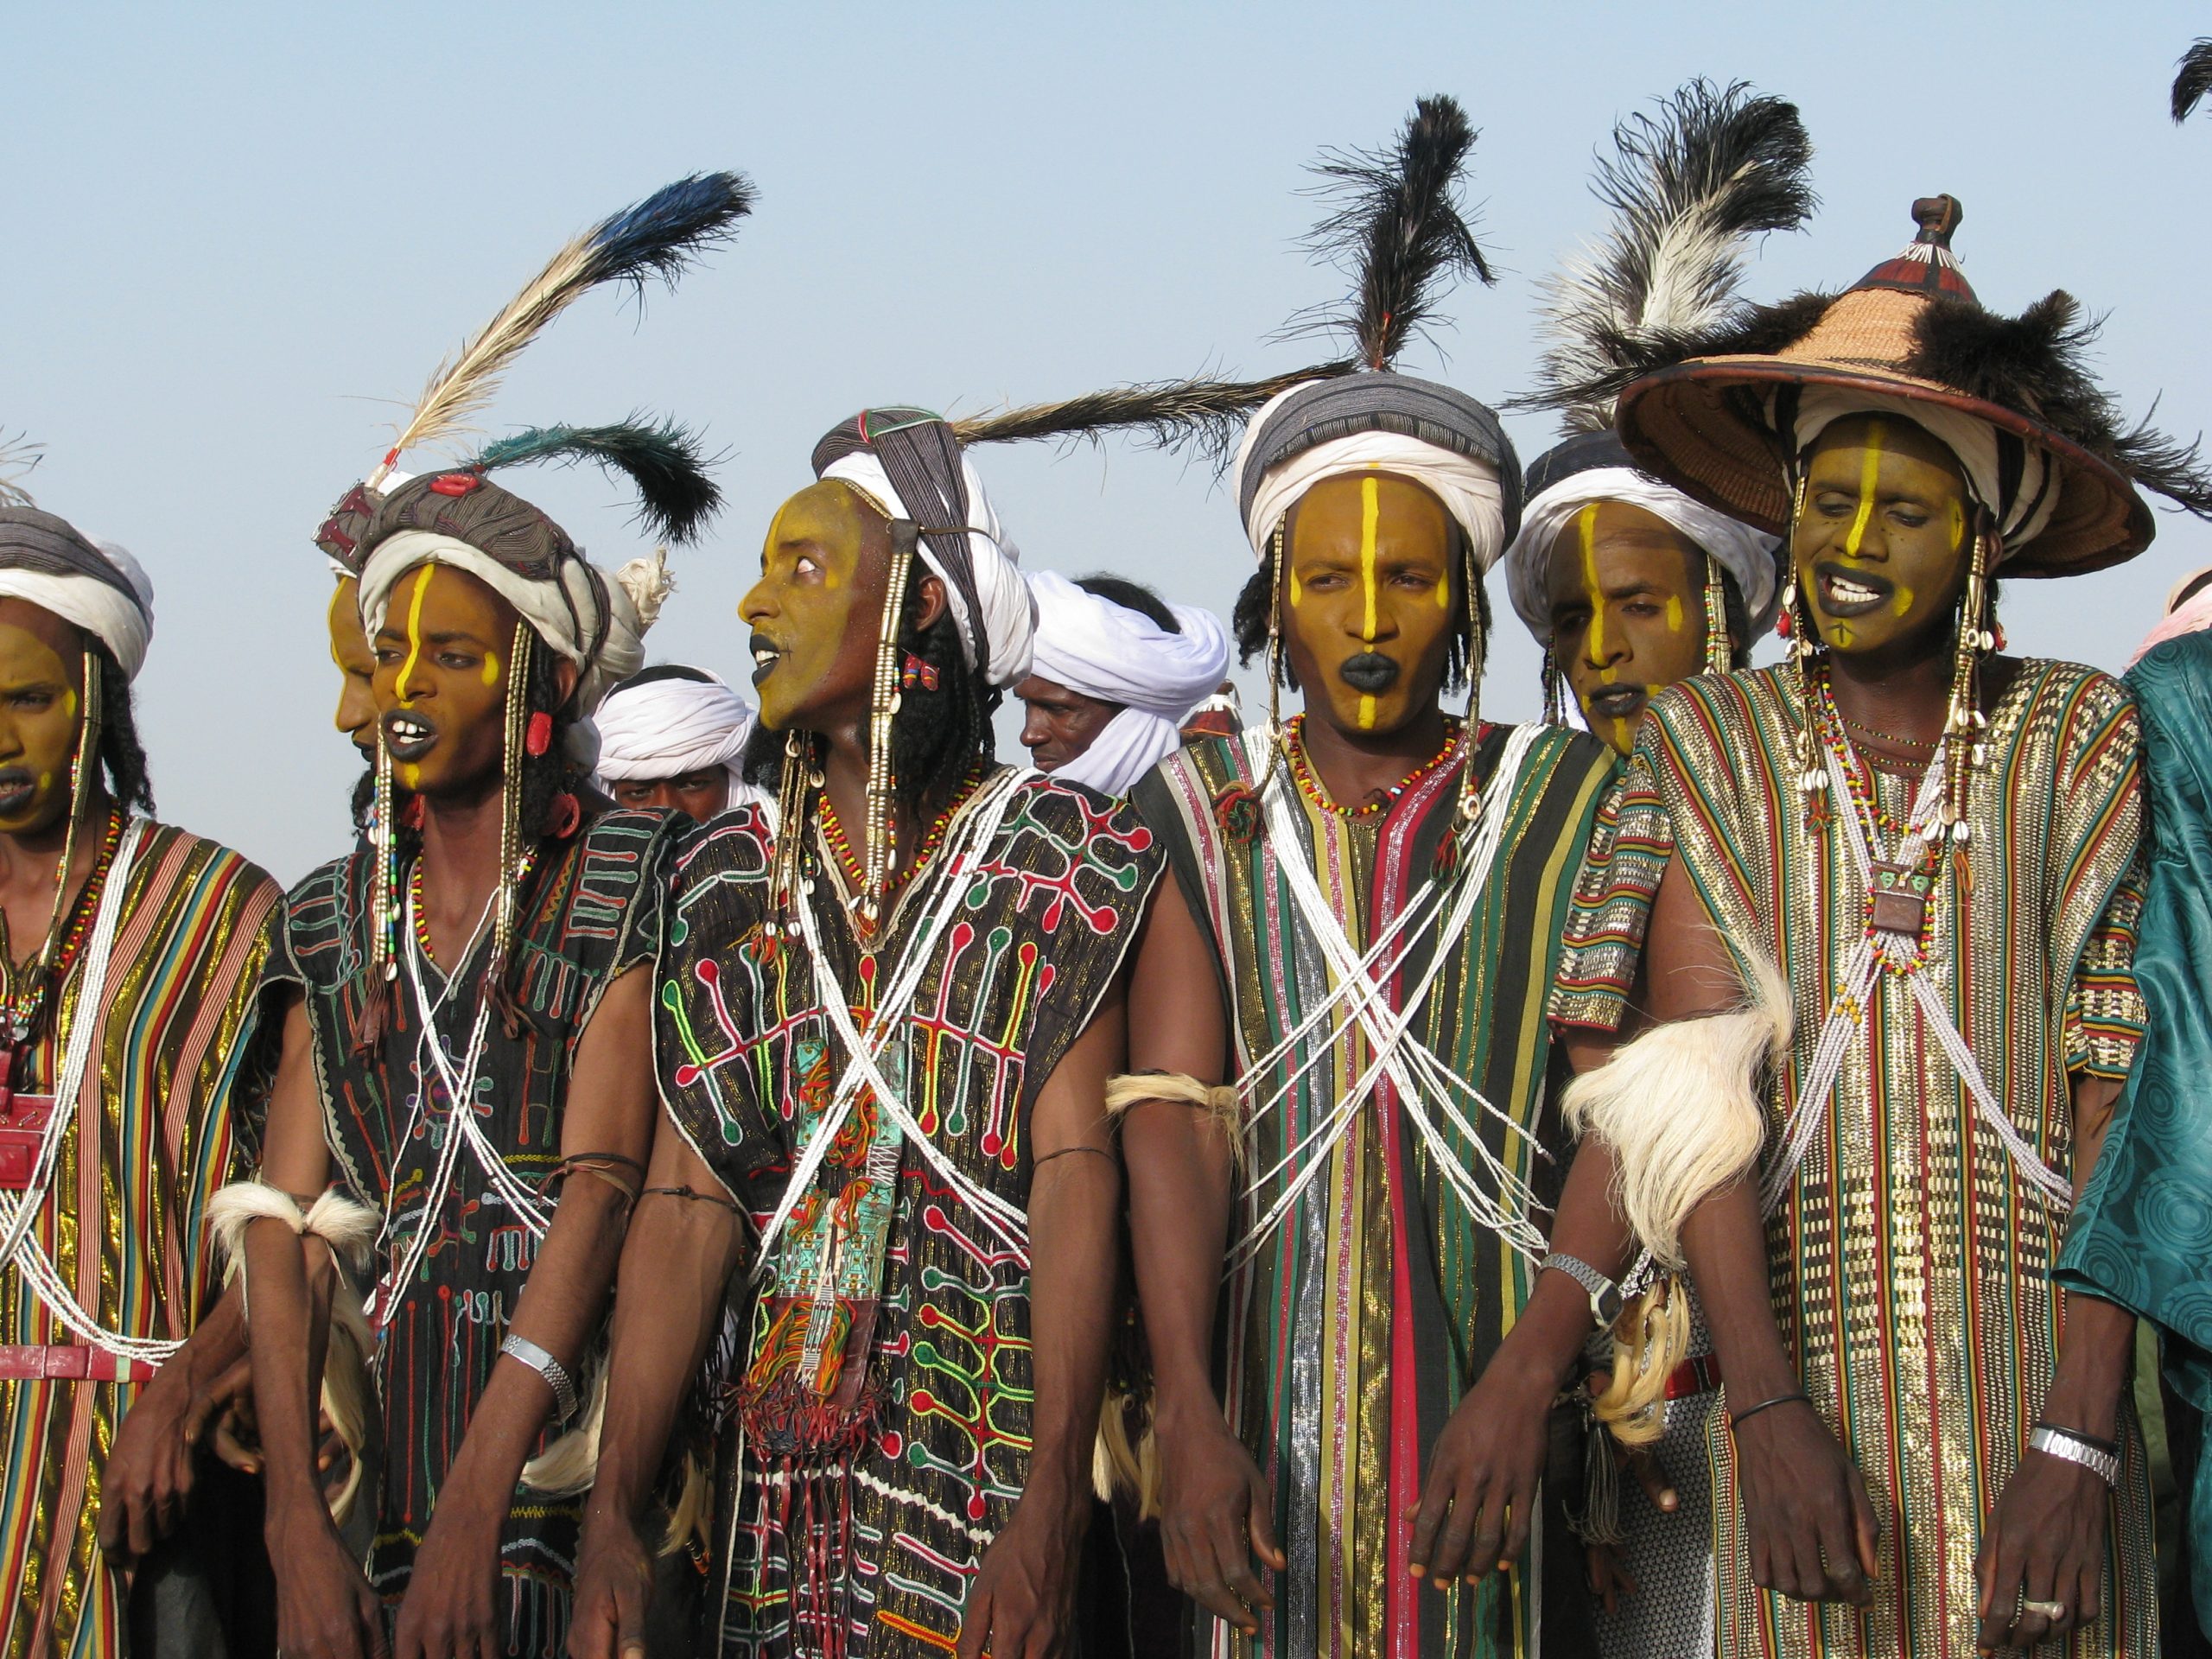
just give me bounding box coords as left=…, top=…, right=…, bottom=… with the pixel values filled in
left=370, top=563, right=524, bottom=803
left=1543, top=501, right=1713, bottom=755
left=327, top=575, right=378, bottom=758
left=0, top=599, right=87, bottom=840
left=607, top=769, right=731, bottom=821
left=1794, top=414, right=1972, bottom=664
left=1014, top=675, right=1122, bottom=772
left=1280, top=471, right=1458, bottom=740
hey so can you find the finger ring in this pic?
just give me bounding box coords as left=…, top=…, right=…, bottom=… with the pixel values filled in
left=2021, top=1598, right=2068, bottom=1620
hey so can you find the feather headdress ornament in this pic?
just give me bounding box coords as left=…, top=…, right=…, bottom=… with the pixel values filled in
left=0, top=434, right=41, bottom=511
left=947, top=95, right=1492, bottom=472
left=2176, top=39, right=2212, bottom=123
left=368, top=171, right=753, bottom=486
left=1524, top=79, right=1815, bottom=434
left=466, top=418, right=721, bottom=546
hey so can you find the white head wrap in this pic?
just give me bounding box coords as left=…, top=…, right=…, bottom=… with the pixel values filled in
left=1234, top=383, right=1511, bottom=575
left=1502, top=467, right=1782, bottom=645
left=1782, top=387, right=2058, bottom=553
left=592, top=670, right=757, bottom=795
left=1024, top=571, right=1231, bottom=797
left=357, top=532, right=669, bottom=719
left=818, top=451, right=1036, bottom=687
left=0, top=521, right=155, bottom=683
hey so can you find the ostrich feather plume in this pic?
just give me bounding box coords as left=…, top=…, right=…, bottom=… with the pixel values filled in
left=1528, top=79, right=1815, bottom=434
left=950, top=364, right=1351, bottom=469
left=2177, top=40, right=2212, bottom=123
left=469, top=418, right=723, bottom=544
left=372, top=172, right=753, bottom=484
left=0, top=433, right=43, bottom=509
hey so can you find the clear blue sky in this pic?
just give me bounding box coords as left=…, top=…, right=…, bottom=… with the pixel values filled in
left=9, top=2, right=2208, bottom=880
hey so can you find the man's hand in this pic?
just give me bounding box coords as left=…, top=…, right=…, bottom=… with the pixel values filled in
left=391, top=1497, right=504, bottom=1659
left=1974, top=1443, right=2110, bottom=1650
left=567, top=1510, right=656, bottom=1659
left=1153, top=1398, right=1284, bottom=1636
left=1731, top=1397, right=1878, bottom=1605
left=1407, top=1354, right=1557, bottom=1587
left=955, top=1482, right=1088, bottom=1659
left=98, top=1357, right=241, bottom=1563
left=271, top=1509, right=388, bottom=1659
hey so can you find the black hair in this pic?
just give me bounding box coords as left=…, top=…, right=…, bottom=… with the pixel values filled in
left=1073, top=575, right=1180, bottom=634
left=514, top=633, right=580, bottom=842
left=611, top=662, right=717, bottom=695
left=349, top=764, right=376, bottom=833
left=1230, top=520, right=1490, bottom=696
left=89, top=642, right=153, bottom=816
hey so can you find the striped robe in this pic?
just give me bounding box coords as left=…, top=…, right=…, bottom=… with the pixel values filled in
left=1131, top=721, right=1616, bottom=1659
left=1553, top=661, right=2154, bottom=1658
left=0, top=821, right=280, bottom=1659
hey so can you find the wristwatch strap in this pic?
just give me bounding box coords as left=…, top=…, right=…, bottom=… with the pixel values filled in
left=500, top=1333, right=580, bottom=1421
left=1540, top=1251, right=1623, bottom=1325
left=2027, top=1424, right=2120, bottom=1487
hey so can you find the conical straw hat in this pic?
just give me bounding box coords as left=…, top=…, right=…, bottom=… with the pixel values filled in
left=1617, top=197, right=2153, bottom=576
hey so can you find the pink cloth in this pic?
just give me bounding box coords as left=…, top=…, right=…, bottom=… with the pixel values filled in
left=2129, top=564, right=2212, bottom=666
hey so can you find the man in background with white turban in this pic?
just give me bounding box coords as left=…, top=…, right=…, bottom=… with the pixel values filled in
left=1114, top=368, right=1617, bottom=1658
left=0, top=505, right=286, bottom=1659
left=593, top=664, right=769, bottom=821
left=1016, top=572, right=1230, bottom=798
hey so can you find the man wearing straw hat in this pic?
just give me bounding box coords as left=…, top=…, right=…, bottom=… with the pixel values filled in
left=1543, top=195, right=2212, bottom=1656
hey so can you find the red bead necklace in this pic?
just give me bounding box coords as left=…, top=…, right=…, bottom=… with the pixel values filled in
left=1285, top=715, right=1462, bottom=819
left=0, top=806, right=125, bottom=1041
left=817, top=764, right=988, bottom=906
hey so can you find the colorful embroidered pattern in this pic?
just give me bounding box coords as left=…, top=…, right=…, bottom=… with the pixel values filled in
left=655, top=772, right=1160, bottom=1658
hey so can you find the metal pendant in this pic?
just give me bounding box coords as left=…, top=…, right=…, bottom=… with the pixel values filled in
left=1867, top=859, right=1933, bottom=939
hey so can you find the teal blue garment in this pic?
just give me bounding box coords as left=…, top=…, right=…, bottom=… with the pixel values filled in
left=2058, top=627, right=2212, bottom=1636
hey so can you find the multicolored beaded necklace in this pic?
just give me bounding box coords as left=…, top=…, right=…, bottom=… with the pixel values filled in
left=1810, top=667, right=1942, bottom=967
left=409, top=844, right=539, bottom=973
left=0, top=805, right=125, bottom=1044
left=817, top=762, right=989, bottom=915
left=1284, top=714, right=1462, bottom=819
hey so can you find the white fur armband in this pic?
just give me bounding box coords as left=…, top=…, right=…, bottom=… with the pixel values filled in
left=1560, top=950, right=1792, bottom=1269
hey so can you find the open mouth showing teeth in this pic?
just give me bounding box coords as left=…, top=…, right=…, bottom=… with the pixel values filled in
left=1585, top=684, right=1647, bottom=718
left=1816, top=564, right=1891, bottom=615
left=381, top=713, right=437, bottom=759
left=749, top=633, right=784, bottom=686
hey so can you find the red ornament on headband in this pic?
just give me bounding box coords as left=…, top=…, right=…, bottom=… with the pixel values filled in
left=525, top=713, right=554, bottom=757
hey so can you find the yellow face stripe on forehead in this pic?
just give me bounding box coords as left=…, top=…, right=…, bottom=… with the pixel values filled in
left=396, top=565, right=434, bottom=703
left=1577, top=504, right=1610, bottom=679
left=1843, top=418, right=1888, bottom=556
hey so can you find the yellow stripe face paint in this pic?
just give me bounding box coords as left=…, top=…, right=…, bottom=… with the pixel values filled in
left=1664, top=594, right=1684, bottom=633
left=1577, top=505, right=1613, bottom=683
left=480, top=647, right=501, bottom=689
left=395, top=566, right=434, bottom=703
left=1357, top=476, right=1381, bottom=729
left=1842, top=418, right=1888, bottom=556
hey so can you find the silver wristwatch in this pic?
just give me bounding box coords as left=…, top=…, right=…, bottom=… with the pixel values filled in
left=500, top=1333, right=580, bottom=1421
left=1541, top=1251, right=1624, bottom=1325
left=2027, top=1424, right=2120, bottom=1488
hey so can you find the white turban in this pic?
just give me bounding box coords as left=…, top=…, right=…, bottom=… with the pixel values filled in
left=358, top=531, right=669, bottom=718
left=819, top=451, right=1036, bottom=687
left=1025, top=571, right=1231, bottom=797
left=593, top=670, right=756, bottom=791
left=1782, top=388, right=2058, bottom=554
left=1234, top=384, right=1510, bottom=575
left=1503, top=467, right=1783, bottom=645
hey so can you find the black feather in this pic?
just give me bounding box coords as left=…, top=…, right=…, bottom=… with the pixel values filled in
left=2176, top=40, right=2212, bottom=123
left=1909, top=294, right=2212, bottom=517
left=1282, top=95, right=1492, bottom=372
left=1527, top=289, right=1836, bottom=423
left=1520, top=79, right=1816, bottom=431
left=950, top=364, right=1354, bottom=470
left=471, top=418, right=724, bottom=543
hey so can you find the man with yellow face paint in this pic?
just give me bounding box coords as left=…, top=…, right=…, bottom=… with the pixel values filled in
left=0, top=504, right=284, bottom=1659
left=1541, top=198, right=2212, bottom=1658
left=571, top=408, right=1163, bottom=1659
left=1104, top=99, right=1618, bottom=1659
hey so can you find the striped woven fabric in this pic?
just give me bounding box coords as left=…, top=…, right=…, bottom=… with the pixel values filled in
left=1551, top=661, right=2154, bottom=1658
left=0, top=822, right=280, bottom=1659
left=1133, top=721, right=1615, bottom=1659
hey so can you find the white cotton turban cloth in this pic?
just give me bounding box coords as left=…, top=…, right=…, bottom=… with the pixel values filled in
left=1503, top=467, right=1783, bottom=645
left=358, top=532, right=669, bottom=719
left=1780, top=387, right=2058, bottom=556
left=0, top=509, right=155, bottom=681
left=818, top=449, right=1036, bottom=688
left=1234, top=376, right=1518, bottom=575
left=1026, top=571, right=1231, bottom=797
left=592, top=670, right=757, bottom=791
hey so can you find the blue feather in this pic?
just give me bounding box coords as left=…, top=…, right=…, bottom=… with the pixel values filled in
left=580, top=172, right=755, bottom=297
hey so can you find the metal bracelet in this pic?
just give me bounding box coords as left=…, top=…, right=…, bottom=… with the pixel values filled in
left=500, top=1333, right=579, bottom=1422
left=2027, top=1424, right=2120, bottom=1488
left=1540, top=1251, right=1624, bottom=1325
